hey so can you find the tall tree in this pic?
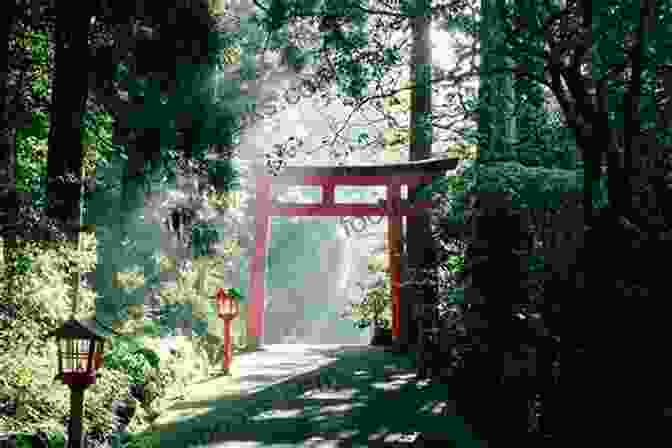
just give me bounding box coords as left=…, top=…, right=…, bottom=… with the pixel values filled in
left=44, top=1, right=94, bottom=317
left=84, top=0, right=222, bottom=329
left=0, top=1, right=21, bottom=301
left=464, top=0, right=527, bottom=441
left=45, top=4, right=93, bottom=239
left=0, top=3, right=18, bottom=199
left=83, top=0, right=311, bottom=332
left=399, top=0, right=436, bottom=351
left=1, top=3, right=56, bottom=303
left=468, top=0, right=672, bottom=441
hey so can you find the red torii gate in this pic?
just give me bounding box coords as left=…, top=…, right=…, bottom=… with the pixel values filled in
left=246, top=157, right=458, bottom=348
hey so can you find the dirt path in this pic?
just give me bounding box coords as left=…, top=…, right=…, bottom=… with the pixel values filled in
left=145, top=345, right=484, bottom=447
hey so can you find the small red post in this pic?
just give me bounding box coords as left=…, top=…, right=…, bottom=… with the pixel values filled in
left=215, top=288, right=240, bottom=373
left=223, top=319, right=233, bottom=371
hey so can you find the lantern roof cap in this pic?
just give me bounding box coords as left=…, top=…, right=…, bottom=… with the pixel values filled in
left=47, top=318, right=105, bottom=341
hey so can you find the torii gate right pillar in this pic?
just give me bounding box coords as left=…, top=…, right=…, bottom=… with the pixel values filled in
left=387, top=182, right=402, bottom=339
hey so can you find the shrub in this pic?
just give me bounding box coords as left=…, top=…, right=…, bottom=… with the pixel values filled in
left=14, top=433, right=32, bottom=448
left=341, top=256, right=392, bottom=330
left=125, top=431, right=160, bottom=448
left=82, top=367, right=134, bottom=437
left=0, top=234, right=144, bottom=439
left=0, top=350, right=133, bottom=439
left=0, top=231, right=224, bottom=440
left=103, top=336, right=156, bottom=385
left=47, top=431, right=66, bottom=448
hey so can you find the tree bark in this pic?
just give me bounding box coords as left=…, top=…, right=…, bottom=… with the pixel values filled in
left=0, top=1, right=20, bottom=301
left=46, top=4, right=93, bottom=241
left=399, top=0, right=434, bottom=352
left=467, top=0, right=522, bottom=442
left=0, top=2, right=17, bottom=202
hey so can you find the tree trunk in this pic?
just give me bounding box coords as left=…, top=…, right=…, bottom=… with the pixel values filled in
left=46, top=4, right=93, bottom=318
left=46, top=6, right=92, bottom=240
left=0, top=3, right=22, bottom=301
left=0, top=2, right=17, bottom=202
left=400, top=0, right=434, bottom=352
left=466, top=0, right=521, bottom=442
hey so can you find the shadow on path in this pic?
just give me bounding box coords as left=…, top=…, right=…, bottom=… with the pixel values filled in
left=147, top=345, right=484, bottom=447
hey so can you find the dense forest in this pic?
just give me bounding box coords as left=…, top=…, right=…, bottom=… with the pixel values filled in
left=1, top=0, right=671, bottom=446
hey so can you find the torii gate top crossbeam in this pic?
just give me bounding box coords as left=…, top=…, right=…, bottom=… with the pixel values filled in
left=257, top=157, right=459, bottom=217
left=259, top=157, right=459, bottom=185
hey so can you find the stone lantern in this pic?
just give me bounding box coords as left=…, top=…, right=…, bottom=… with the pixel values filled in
left=215, top=288, right=241, bottom=373
left=48, top=319, right=106, bottom=448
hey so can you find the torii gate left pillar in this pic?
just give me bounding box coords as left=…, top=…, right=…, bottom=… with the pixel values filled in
left=246, top=158, right=458, bottom=349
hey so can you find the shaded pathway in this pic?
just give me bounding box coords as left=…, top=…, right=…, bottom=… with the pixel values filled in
left=149, top=345, right=483, bottom=447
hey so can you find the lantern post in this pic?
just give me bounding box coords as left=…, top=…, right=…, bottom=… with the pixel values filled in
left=215, top=288, right=241, bottom=374
left=48, top=319, right=106, bottom=448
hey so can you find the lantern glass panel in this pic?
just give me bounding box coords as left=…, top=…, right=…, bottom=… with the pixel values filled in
left=59, top=337, right=93, bottom=372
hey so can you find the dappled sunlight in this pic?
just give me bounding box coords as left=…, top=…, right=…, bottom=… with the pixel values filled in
left=249, top=408, right=304, bottom=421
left=317, top=402, right=366, bottom=415
left=306, top=401, right=368, bottom=424
left=419, top=400, right=451, bottom=416
left=334, top=429, right=360, bottom=439
left=369, top=378, right=409, bottom=391
left=300, top=388, right=359, bottom=400
left=196, top=442, right=263, bottom=448
left=353, top=375, right=372, bottom=381
left=300, top=430, right=361, bottom=446
left=149, top=346, right=483, bottom=447
left=244, top=367, right=302, bottom=377
left=415, top=379, right=432, bottom=389
left=367, top=426, right=392, bottom=442
left=389, top=373, right=417, bottom=381
left=383, top=432, right=421, bottom=445
left=302, top=437, right=339, bottom=448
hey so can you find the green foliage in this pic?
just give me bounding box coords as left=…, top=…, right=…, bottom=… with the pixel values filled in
left=0, top=235, right=179, bottom=438
left=342, top=258, right=392, bottom=330
left=439, top=12, right=479, bottom=35
left=16, top=132, right=48, bottom=197
left=103, top=337, right=154, bottom=385
left=208, top=159, right=241, bottom=194
left=191, top=222, right=222, bottom=258
left=141, top=321, right=162, bottom=338
left=132, top=347, right=160, bottom=370
left=82, top=367, right=134, bottom=436
left=0, top=236, right=99, bottom=356
left=0, top=343, right=134, bottom=438
left=527, top=254, right=546, bottom=273
left=81, top=110, right=117, bottom=164
left=446, top=254, right=465, bottom=274
left=1, top=6, right=258, bottom=443
left=157, top=256, right=228, bottom=334
left=227, top=287, right=244, bottom=302
left=473, top=161, right=583, bottom=209
left=47, top=431, right=66, bottom=448
left=416, top=170, right=467, bottom=201
left=14, top=433, right=32, bottom=448
left=443, top=286, right=465, bottom=306
left=125, top=432, right=160, bottom=448
left=382, top=47, right=401, bottom=66
left=333, top=44, right=372, bottom=99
